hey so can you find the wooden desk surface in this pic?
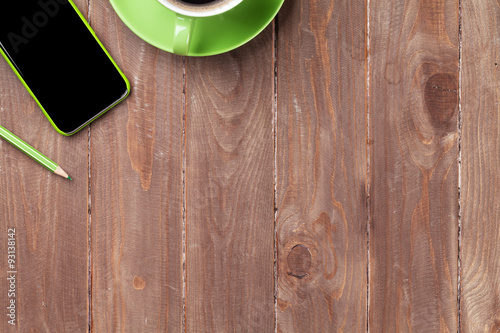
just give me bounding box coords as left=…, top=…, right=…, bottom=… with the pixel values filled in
left=1, top=0, right=498, bottom=331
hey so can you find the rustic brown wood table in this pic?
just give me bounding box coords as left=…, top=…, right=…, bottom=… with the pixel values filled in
left=1, top=0, right=499, bottom=331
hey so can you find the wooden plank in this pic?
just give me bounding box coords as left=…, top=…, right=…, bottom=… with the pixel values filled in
left=184, top=30, right=275, bottom=332
left=460, top=0, right=500, bottom=331
left=369, top=0, right=459, bottom=331
left=89, top=0, right=184, bottom=331
left=0, top=0, right=89, bottom=331
left=275, top=0, right=367, bottom=331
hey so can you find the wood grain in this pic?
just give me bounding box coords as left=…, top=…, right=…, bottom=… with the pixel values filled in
left=460, top=0, right=500, bottom=331
left=369, top=0, right=459, bottom=331
left=0, top=0, right=89, bottom=331
left=89, top=0, right=184, bottom=331
left=184, top=29, right=275, bottom=332
left=276, top=0, right=367, bottom=331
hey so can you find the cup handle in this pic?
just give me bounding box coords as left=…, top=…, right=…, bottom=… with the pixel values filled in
left=173, top=15, right=194, bottom=56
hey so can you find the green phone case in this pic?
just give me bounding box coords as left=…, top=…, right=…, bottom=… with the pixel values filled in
left=0, top=0, right=130, bottom=136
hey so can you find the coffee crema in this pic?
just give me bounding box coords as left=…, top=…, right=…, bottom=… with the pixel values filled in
left=168, top=0, right=230, bottom=9
left=180, top=0, right=217, bottom=3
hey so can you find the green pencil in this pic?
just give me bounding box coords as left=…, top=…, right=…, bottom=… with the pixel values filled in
left=0, top=125, right=71, bottom=180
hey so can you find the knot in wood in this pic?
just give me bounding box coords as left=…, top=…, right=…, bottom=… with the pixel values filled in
left=287, top=244, right=312, bottom=279
left=424, top=73, right=458, bottom=128
left=133, top=276, right=146, bottom=290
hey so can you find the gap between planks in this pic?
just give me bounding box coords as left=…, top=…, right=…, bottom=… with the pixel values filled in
left=182, top=55, right=187, bottom=333
left=272, top=15, right=279, bottom=333
left=87, top=1, right=93, bottom=332
left=457, top=0, right=463, bottom=331
left=366, top=0, right=371, bottom=331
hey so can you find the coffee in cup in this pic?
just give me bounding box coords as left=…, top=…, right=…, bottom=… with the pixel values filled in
left=158, top=0, right=243, bottom=16
left=168, top=0, right=232, bottom=8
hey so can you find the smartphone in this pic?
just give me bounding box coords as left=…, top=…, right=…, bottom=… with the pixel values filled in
left=0, top=0, right=129, bottom=135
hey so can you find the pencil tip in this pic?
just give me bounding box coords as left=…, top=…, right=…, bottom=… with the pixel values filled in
left=54, top=166, right=70, bottom=179
left=68, top=176, right=72, bottom=180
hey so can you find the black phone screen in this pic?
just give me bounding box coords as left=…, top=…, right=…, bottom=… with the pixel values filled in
left=0, top=0, right=128, bottom=134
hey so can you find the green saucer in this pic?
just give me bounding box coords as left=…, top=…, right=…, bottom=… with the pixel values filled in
left=110, top=0, right=284, bottom=56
